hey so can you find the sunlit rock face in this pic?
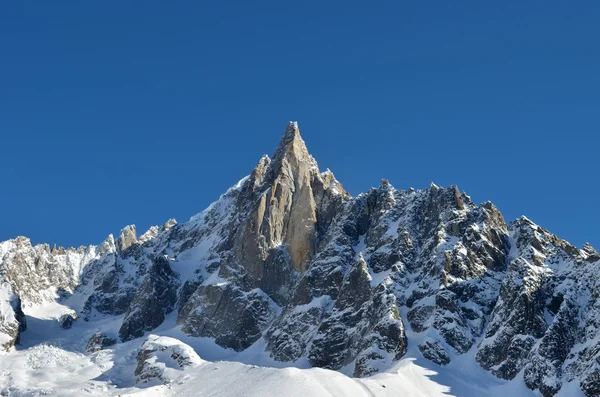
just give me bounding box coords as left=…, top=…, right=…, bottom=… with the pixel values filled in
left=0, top=122, right=598, bottom=395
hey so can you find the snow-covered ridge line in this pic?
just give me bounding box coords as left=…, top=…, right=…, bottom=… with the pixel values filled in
left=0, top=121, right=599, bottom=397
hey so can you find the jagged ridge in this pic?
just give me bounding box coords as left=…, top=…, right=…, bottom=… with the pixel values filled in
left=0, top=122, right=599, bottom=396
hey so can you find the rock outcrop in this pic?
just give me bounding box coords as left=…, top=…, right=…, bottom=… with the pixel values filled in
left=119, top=255, right=180, bottom=341
left=477, top=217, right=600, bottom=396
left=116, top=225, right=137, bottom=253
left=86, top=332, right=117, bottom=352
left=58, top=311, right=77, bottom=329
left=135, top=335, right=202, bottom=385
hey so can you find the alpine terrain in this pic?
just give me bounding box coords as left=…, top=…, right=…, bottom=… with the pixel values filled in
left=1, top=122, right=598, bottom=397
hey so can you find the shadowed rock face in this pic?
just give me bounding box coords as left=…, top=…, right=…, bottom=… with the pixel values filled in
left=0, top=122, right=599, bottom=395
left=119, top=255, right=180, bottom=341
left=179, top=284, right=278, bottom=351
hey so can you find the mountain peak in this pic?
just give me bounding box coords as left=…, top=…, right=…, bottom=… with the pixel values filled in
left=284, top=120, right=299, bottom=136
left=271, top=121, right=314, bottom=168
left=277, top=121, right=300, bottom=148
left=116, top=225, right=137, bottom=252
left=231, top=122, right=346, bottom=278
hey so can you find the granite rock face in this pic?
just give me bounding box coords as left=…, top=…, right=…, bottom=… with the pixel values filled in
left=0, top=236, right=89, bottom=305
left=116, top=225, right=137, bottom=253
left=0, top=122, right=598, bottom=395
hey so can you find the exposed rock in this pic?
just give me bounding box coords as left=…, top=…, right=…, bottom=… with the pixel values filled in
left=138, top=226, right=159, bottom=244
left=419, top=337, right=450, bottom=366
left=80, top=243, right=137, bottom=319
left=231, top=121, right=347, bottom=295
left=0, top=236, right=87, bottom=305
left=86, top=332, right=117, bottom=352
left=119, top=256, right=179, bottom=341
left=583, top=242, right=600, bottom=262
left=179, top=284, right=279, bottom=351
left=307, top=257, right=406, bottom=376
left=160, top=219, right=177, bottom=232
left=581, top=369, right=600, bottom=397
left=58, top=311, right=77, bottom=329
left=116, top=225, right=137, bottom=253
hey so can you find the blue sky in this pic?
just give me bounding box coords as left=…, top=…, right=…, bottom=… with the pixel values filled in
left=1, top=2, right=598, bottom=249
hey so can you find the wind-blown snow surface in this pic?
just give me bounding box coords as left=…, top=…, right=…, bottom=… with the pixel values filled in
left=0, top=300, right=547, bottom=397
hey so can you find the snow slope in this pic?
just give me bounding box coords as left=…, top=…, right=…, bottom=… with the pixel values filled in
left=0, top=301, right=569, bottom=397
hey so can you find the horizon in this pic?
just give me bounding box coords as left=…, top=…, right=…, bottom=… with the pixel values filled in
left=1, top=2, right=598, bottom=249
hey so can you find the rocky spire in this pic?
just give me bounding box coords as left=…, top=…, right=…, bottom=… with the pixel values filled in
left=268, top=121, right=317, bottom=180
left=160, top=219, right=177, bottom=232
left=583, top=242, right=600, bottom=262
left=234, top=122, right=346, bottom=288
left=273, top=121, right=301, bottom=153
left=116, top=225, right=137, bottom=253
left=99, top=234, right=117, bottom=254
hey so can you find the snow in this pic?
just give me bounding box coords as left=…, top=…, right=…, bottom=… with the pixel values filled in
left=0, top=283, right=17, bottom=322
left=291, top=295, right=333, bottom=314
left=369, top=269, right=393, bottom=287
left=0, top=282, right=18, bottom=347
left=188, top=174, right=248, bottom=224
left=353, top=235, right=366, bottom=260
left=232, top=175, right=250, bottom=191
left=0, top=296, right=553, bottom=397
left=135, top=335, right=204, bottom=386
left=201, top=270, right=229, bottom=287
left=0, top=347, right=544, bottom=396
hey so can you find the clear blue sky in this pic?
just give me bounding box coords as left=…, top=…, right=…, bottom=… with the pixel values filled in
left=1, top=2, right=598, bottom=249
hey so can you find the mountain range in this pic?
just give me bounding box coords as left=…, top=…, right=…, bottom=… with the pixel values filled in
left=1, top=122, right=598, bottom=397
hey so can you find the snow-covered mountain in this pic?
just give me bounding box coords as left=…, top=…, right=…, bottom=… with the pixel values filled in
left=1, top=122, right=598, bottom=397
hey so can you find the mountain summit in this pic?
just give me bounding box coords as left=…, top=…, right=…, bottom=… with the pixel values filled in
left=0, top=122, right=599, bottom=396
